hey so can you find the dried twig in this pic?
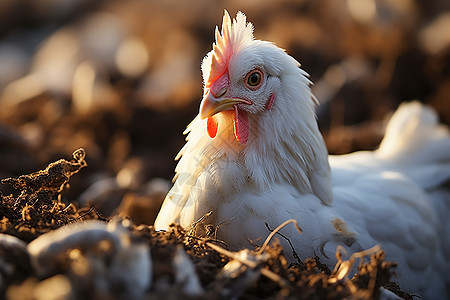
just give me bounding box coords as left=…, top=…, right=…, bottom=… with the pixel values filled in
left=188, top=210, right=213, bottom=236
left=210, top=217, right=236, bottom=239
left=77, top=206, right=109, bottom=222
left=331, top=244, right=382, bottom=281
left=264, top=221, right=302, bottom=264
left=258, top=219, right=302, bottom=255
left=183, top=233, right=229, bottom=249
left=206, top=241, right=290, bottom=289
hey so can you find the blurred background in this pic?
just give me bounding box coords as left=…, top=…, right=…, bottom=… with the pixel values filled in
left=0, top=0, right=449, bottom=224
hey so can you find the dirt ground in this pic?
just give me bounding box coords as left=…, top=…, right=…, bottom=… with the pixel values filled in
left=0, top=149, right=408, bottom=299
left=0, top=0, right=449, bottom=299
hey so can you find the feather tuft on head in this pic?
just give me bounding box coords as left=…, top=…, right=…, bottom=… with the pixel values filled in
left=205, top=10, right=254, bottom=87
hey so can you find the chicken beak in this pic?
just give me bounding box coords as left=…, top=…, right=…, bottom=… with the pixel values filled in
left=200, top=91, right=250, bottom=119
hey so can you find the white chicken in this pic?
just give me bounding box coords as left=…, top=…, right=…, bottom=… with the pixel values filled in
left=155, top=11, right=450, bottom=299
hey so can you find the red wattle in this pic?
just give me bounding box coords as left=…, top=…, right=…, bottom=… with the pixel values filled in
left=266, top=93, right=275, bottom=110
left=207, top=116, right=218, bottom=138
left=234, top=105, right=249, bottom=144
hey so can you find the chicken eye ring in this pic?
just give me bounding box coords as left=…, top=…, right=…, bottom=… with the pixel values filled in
left=245, top=68, right=264, bottom=90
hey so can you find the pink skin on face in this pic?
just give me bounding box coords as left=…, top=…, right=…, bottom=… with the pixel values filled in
left=266, top=93, right=275, bottom=111
left=207, top=72, right=229, bottom=98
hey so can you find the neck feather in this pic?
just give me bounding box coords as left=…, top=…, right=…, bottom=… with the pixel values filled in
left=243, top=73, right=332, bottom=205
left=175, top=69, right=332, bottom=205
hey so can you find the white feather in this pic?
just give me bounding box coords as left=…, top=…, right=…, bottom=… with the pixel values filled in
left=155, top=11, right=450, bottom=299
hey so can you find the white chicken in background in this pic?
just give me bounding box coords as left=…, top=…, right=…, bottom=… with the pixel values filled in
left=155, top=11, right=450, bottom=299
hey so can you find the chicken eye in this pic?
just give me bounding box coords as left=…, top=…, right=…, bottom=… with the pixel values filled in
left=245, top=69, right=263, bottom=89
left=248, top=72, right=261, bottom=86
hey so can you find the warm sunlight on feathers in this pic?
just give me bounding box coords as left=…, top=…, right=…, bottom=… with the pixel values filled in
left=155, top=11, right=450, bottom=300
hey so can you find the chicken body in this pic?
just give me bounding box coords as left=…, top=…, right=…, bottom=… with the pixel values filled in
left=155, top=11, right=450, bottom=299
